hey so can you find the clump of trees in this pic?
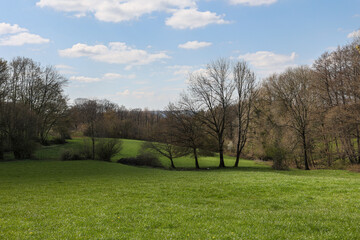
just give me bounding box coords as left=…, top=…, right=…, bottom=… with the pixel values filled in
left=0, top=57, right=68, bottom=160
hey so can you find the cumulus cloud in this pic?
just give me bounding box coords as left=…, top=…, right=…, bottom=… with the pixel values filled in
left=103, top=73, right=136, bottom=79
left=116, top=89, right=130, bottom=96
left=37, top=0, right=228, bottom=29
left=229, top=0, right=277, bottom=6
left=59, top=42, right=170, bottom=67
left=116, top=89, right=154, bottom=98
left=70, top=76, right=101, bottom=83
left=0, top=22, right=28, bottom=35
left=0, top=22, right=49, bottom=46
left=55, top=64, right=76, bottom=74
left=178, top=41, right=212, bottom=49
left=70, top=72, right=136, bottom=83
left=166, top=8, right=229, bottom=29
left=238, top=51, right=297, bottom=77
left=168, top=65, right=193, bottom=75
left=347, top=30, right=360, bottom=38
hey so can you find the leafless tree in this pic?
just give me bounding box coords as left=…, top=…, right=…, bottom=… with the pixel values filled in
left=233, top=61, right=258, bottom=167
left=186, top=59, right=234, bottom=167
left=166, top=100, right=205, bottom=169
left=265, top=66, right=316, bottom=170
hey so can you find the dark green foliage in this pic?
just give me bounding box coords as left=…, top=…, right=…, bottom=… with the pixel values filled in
left=118, top=146, right=162, bottom=167
left=96, top=139, right=122, bottom=161
left=265, top=145, right=289, bottom=170
left=12, top=140, right=37, bottom=160
left=60, top=149, right=84, bottom=161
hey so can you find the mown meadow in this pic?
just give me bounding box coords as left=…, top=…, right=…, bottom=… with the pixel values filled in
left=1, top=138, right=360, bottom=239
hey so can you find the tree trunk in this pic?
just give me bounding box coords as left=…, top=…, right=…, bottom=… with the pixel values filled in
left=219, top=149, right=225, bottom=168
left=303, top=133, right=310, bottom=170
left=91, top=136, right=95, bottom=160
left=357, top=128, right=360, bottom=164
left=193, top=148, right=200, bottom=169
left=170, top=157, right=175, bottom=169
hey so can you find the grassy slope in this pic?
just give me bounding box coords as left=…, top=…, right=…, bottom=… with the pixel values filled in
left=0, top=139, right=360, bottom=239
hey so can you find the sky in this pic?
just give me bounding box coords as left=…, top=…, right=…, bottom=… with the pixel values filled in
left=1, top=0, right=359, bottom=110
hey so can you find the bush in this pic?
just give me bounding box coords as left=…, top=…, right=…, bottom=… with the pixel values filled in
left=96, top=139, right=122, bottom=161
left=80, top=139, right=93, bottom=159
left=117, top=154, right=162, bottom=168
left=61, top=150, right=74, bottom=161
left=265, top=145, right=289, bottom=170
left=60, top=150, right=85, bottom=161
left=50, top=137, right=67, bottom=145
left=12, top=140, right=37, bottom=160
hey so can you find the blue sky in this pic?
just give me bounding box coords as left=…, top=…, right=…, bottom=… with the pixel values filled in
left=1, top=0, right=359, bottom=109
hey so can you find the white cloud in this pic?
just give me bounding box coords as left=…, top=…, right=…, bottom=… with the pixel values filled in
left=55, top=64, right=76, bottom=74
left=55, top=64, right=73, bottom=69
left=178, top=41, right=212, bottom=49
left=71, top=72, right=137, bottom=83
left=168, top=65, right=193, bottom=75
left=238, top=51, right=297, bottom=77
left=0, top=32, right=50, bottom=46
left=347, top=30, right=360, bottom=38
left=166, top=8, right=229, bottom=29
left=116, top=89, right=154, bottom=98
left=116, top=89, right=130, bottom=96
left=0, top=22, right=28, bottom=35
left=0, top=23, right=49, bottom=46
left=59, top=42, right=170, bottom=67
left=103, top=73, right=136, bottom=79
left=36, top=0, right=196, bottom=22
left=229, top=0, right=277, bottom=6
left=70, top=76, right=101, bottom=83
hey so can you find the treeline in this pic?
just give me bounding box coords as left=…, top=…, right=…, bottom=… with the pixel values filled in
left=1, top=39, right=360, bottom=170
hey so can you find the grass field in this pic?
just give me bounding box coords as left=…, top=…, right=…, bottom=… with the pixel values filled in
left=1, top=139, right=360, bottom=239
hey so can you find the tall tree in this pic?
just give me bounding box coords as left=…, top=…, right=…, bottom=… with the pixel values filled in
left=233, top=61, right=258, bottom=167
left=186, top=59, right=234, bottom=167
left=265, top=66, right=316, bottom=170
left=166, top=100, right=205, bottom=169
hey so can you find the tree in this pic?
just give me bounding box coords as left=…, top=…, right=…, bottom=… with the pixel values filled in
left=166, top=100, right=205, bottom=169
left=265, top=66, right=316, bottom=170
left=0, top=59, right=8, bottom=160
left=186, top=59, right=234, bottom=167
left=74, top=99, right=102, bottom=160
left=6, top=57, right=68, bottom=144
left=233, top=61, right=258, bottom=167
left=145, top=118, right=189, bottom=169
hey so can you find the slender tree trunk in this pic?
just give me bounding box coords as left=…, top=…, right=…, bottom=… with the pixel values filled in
left=357, top=127, right=360, bottom=164
left=193, top=148, right=200, bottom=169
left=91, top=137, right=95, bottom=160
left=170, top=157, right=175, bottom=169
left=234, top=133, right=241, bottom=167
left=303, top=132, right=310, bottom=170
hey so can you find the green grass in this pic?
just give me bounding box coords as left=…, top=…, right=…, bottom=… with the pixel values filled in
left=1, top=139, right=360, bottom=239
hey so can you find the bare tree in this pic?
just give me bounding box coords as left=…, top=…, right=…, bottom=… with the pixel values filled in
left=186, top=59, right=234, bottom=167
left=233, top=61, right=258, bottom=167
left=74, top=99, right=101, bottom=160
left=145, top=118, right=189, bottom=168
left=166, top=100, right=205, bottom=169
left=6, top=57, right=68, bottom=144
left=266, top=66, right=316, bottom=170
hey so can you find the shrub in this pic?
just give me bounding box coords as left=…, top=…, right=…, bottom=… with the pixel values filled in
left=60, top=150, right=85, bottom=161
left=117, top=155, right=162, bottom=168
left=96, top=139, right=122, bottom=161
left=12, top=140, right=37, bottom=160
left=265, top=145, right=289, bottom=170
left=51, top=137, right=67, bottom=145
left=61, top=150, right=73, bottom=161
left=80, top=139, right=93, bottom=159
